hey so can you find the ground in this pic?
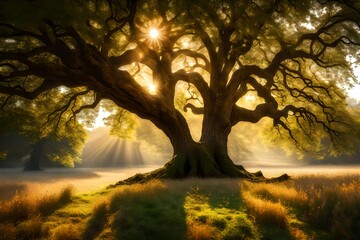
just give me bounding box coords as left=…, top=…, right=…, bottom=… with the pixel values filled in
left=1, top=166, right=360, bottom=240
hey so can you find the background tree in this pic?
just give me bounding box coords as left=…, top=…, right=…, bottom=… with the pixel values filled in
left=0, top=90, right=87, bottom=170
left=0, top=0, right=360, bottom=180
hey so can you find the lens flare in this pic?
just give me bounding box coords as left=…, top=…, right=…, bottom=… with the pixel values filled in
left=149, top=28, right=160, bottom=39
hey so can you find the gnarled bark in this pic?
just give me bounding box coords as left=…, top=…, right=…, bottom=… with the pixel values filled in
left=114, top=108, right=290, bottom=186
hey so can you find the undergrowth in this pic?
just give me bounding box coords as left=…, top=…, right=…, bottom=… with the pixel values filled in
left=0, top=185, right=74, bottom=240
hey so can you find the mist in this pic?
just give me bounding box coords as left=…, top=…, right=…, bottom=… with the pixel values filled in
left=80, top=111, right=360, bottom=169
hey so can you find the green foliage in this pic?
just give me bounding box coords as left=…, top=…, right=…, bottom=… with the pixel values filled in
left=101, top=100, right=139, bottom=140
left=0, top=88, right=87, bottom=167
left=0, top=0, right=105, bottom=41
left=262, top=102, right=360, bottom=160
left=0, top=0, right=360, bottom=165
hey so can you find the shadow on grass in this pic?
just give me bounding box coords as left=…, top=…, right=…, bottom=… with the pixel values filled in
left=82, top=202, right=109, bottom=240
left=89, top=179, right=261, bottom=240
left=109, top=181, right=187, bottom=240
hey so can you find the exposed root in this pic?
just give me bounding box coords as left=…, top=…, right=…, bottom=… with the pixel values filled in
left=109, top=165, right=290, bottom=187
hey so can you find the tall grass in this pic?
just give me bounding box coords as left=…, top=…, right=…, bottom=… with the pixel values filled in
left=50, top=224, right=82, bottom=240
left=242, top=182, right=308, bottom=209
left=109, top=180, right=187, bottom=240
left=0, top=185, right=74, bottom=223
left=0, top=185, right=74, bottom=240
left=37, top=186, right=74, bottom=216
left=2, top=174, right=360, bottom=239
left=293, top=176, right=360, bottom=239
left=241, top=175, right=360, bottom=239
left=82, top=201, right=109, bottom=240
left=106, top=179, right=260, bottom=240
left=242, top=191, right=288, bottom=228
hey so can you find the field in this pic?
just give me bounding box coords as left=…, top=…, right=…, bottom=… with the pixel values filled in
left=1, top=166, right=360, bottom=240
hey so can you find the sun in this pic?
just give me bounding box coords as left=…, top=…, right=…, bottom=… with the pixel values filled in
left=149, top=28, right=160, bottom=39
left=148, top=83, right=157, bottom=95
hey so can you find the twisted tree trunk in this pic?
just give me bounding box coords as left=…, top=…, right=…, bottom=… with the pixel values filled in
left=115, top=108, right=289, bottom=185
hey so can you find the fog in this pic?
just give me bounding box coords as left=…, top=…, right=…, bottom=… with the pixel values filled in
left=80, top=117, right=360, bottom=169
left=2, top=165, right=360, bottom=201
left=1, top=99, right=359, bottom=171
left=0, top=166, right=158, bottom=201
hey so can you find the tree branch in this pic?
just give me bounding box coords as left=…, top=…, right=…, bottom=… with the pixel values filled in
left=183, top=103, right=204, bottom=115
left=172, top=69, right=211, bottom=105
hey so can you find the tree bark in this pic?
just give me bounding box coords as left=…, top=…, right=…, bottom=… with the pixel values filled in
left=115, top=107, right=289, bottom=185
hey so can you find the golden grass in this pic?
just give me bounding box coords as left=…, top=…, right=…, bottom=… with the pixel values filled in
left=186, top=219, right=218, bottom=240
left=82, top=201, right=109, bottom=240
left=242, top=191, right=288, bottom=228
left=0, top=192, right=35, bottom=223
left=0, top=185, right=74, bottom=240
left=37, top=185, right=74, bottom=216
left=240, top=175, right=360, bottom=239
left=241, top=181, right=308, bottom=209
left=2, top=174, right=360, bottom=239
left=0, top=185, right=74, bottom=224
left=51, top=224, right=82, bottom=240
left=296, top=177, right=360, bottom=239
left=16, top=215, right=44, bottom=240
left=0, top=223, right=16, bottom=240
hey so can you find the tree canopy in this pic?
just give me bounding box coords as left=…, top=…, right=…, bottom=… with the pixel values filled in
left=0, top=0, right=360, bottom=180
left=0, top=90, right=87, bottom=169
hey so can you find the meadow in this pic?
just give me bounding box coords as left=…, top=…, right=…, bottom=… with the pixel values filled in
left=1, top=167, right=360, bottom=240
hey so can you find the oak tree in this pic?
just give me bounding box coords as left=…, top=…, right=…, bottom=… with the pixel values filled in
left=1, top=0, right=360, bottom=181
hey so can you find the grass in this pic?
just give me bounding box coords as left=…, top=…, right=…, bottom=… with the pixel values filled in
left=2, top=174, right=360, bottom=239
left=0, top=185, right=74, bottom=240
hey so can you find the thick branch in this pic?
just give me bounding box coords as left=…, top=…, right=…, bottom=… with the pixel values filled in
left=173, top=70, right=211, bottom=104
left=183, top=103, right=204, bottom=115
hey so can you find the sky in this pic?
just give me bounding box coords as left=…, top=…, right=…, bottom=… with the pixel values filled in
left=348, top=64, right=360, bottom=101
left=348, top=85, right=360, bottom=102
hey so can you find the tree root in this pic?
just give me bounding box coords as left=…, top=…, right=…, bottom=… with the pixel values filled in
left=109, top=165, right=290, bottom=187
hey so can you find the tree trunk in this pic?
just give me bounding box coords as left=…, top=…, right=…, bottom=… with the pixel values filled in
left=114, top=109, right=289, bottom=185
left=24, top=139, right=46, bottom=171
